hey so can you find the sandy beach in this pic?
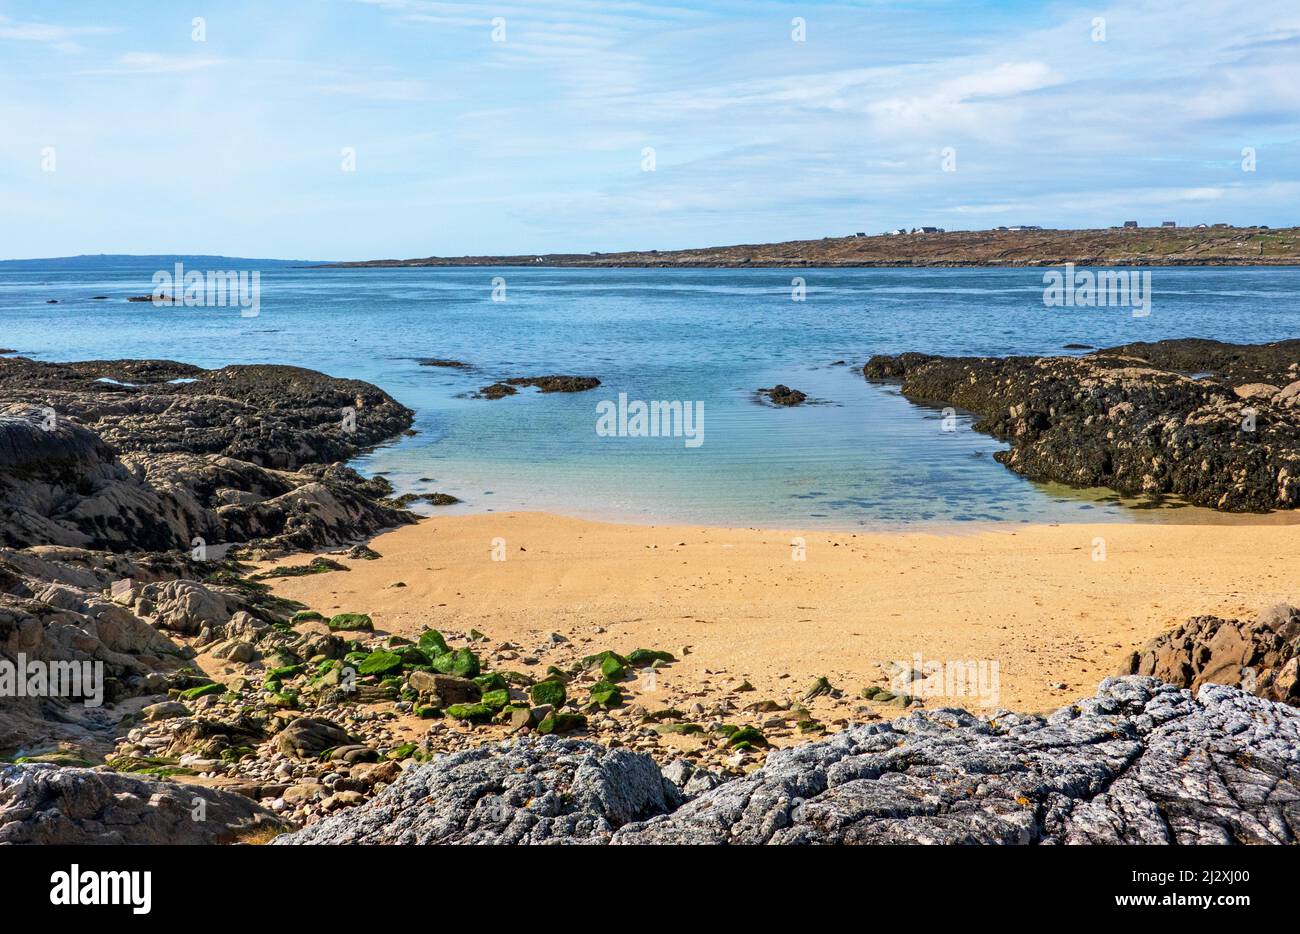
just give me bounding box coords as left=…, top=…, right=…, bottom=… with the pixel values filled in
left=259, top=512, right=1300, bottom=715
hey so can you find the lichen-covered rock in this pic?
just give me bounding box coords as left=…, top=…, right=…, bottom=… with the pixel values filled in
left=0, top=763, right=284, bottom=844
left=274, top=737, right=673, bottom=844
left=276, top=678, right=1300, bottom=845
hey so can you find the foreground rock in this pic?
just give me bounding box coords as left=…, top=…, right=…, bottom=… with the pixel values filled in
left=0, top=763, right=284, bottom=844
left=1124, top=604, right=1299, bottom=703
left=276, top=677, right=1300, bottom=845
left=864, top=338, right=1300, bottom=511
left=275, top=739, right=673, bottom=844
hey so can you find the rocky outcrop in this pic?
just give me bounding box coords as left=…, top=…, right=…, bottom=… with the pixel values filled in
left=0, top=358, right=416, bottom=554
left=0, top=763, right=284, bottom=844
left=1123, top=604, right=1300, bottom=703
left=757, top=384, right=808, bottom=406
left=0, top=357, right=412, bottom=466
left=863, top=339, right=1300, bottom=511
left=275, top=677, right=1300, bottom=845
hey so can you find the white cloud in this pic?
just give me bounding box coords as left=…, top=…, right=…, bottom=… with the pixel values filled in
left=0, top=15, right=113, bottom=52
left=88, top=52, right=228, bottom=75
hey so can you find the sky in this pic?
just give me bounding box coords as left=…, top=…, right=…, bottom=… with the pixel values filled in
left=1, top=0, right=1298, bottom=260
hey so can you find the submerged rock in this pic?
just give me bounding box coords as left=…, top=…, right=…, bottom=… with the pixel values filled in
left=757, top=384, right=808, bottom=406
left=477, top=375, right=600, bottom=398
left=505, top=375, right=601, bottom=393
left=476, top=382, right=517, bottom=399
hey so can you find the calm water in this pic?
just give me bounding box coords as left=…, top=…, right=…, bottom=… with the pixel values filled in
left=3, top=259, right=1299, bottom=528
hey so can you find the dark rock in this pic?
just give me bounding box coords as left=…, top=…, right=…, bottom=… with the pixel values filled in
left=391, top=491, right=460, bottom=507
left=504, top=375, right=600, bottom=393
left=863, top=339, right=1300, bottom=512
left=758, top=384, right=808, bottom=406
left=476, top=382, right=517, bottom=400
left=0, top=358, right=417, bottom=553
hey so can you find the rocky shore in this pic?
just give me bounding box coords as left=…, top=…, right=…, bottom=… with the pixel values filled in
left=1, top=356, right=415, bottom=772
left=3, top=348, right=1299, bottom=845
left=864, top=338, right=1300, bottom=512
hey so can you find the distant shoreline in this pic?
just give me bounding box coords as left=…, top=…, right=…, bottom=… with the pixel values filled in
left=320, top=226, right=1300, bottom=269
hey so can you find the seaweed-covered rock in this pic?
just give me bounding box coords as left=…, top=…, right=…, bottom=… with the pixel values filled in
left=328, top=612, right=373, bottom=632
left=529, top=679, right=566, bottom=708
left=431, top=647, right=480, bottom=679
left=863, top=339, right=1300, bottom=512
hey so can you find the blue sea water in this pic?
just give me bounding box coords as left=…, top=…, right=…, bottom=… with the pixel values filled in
left=3, top=259, right=1298, bottom=528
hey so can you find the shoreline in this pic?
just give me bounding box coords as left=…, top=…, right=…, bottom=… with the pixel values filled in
left=318, top=226, right=1300, bottom=269
left=256, top=510, right=1300, bottom=715
left=317, top=259, right=1300, bottom=269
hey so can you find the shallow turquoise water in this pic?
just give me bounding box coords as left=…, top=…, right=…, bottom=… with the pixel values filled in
left=3, top=259, right=1299, bottom=527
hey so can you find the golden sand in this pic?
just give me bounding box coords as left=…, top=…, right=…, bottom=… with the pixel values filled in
left=258, top=512, right=1300, bottom=714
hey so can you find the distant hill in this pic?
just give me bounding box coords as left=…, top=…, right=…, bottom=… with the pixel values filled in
left=0, top=254, right=324, bottom=268
left=325, top=227, right=1300, bottom=269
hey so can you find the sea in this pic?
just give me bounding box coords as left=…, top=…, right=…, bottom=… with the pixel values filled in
left=3, top=257, right=1298, bottom=528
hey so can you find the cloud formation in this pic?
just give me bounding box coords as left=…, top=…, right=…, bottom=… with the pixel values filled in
left=0, top=0, right=1296, bottom=258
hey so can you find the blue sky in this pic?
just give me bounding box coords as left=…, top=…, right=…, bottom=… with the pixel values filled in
left=1, top=0, right=1298, bottom=259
